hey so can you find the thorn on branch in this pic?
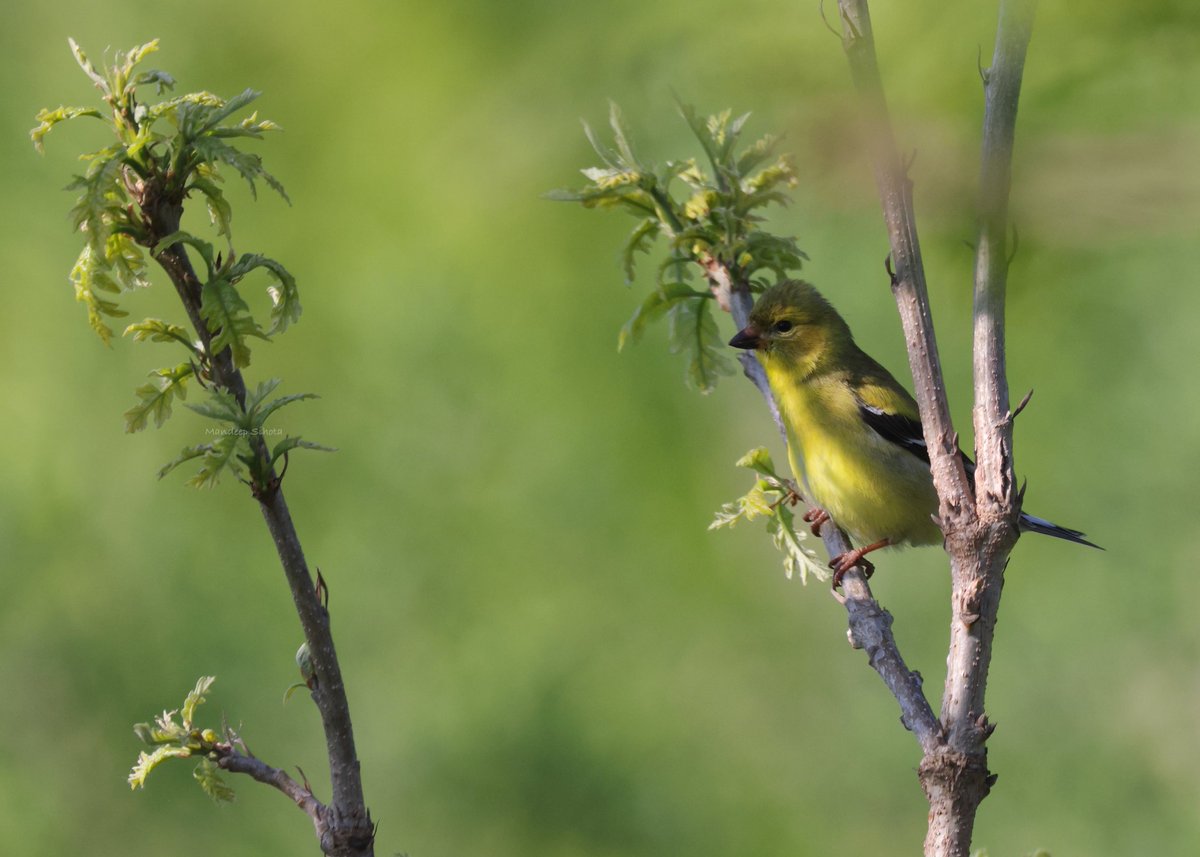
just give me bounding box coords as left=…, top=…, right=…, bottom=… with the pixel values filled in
left=885, top=252, right=897, bottom=285
left=1012, top=388, right=1034, bottom=420
left=315, top=569, right=329, bottom=610
left=978, top=45, right=991, bottom=85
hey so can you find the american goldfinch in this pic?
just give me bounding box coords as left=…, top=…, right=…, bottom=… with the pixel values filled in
left=730, top=280, right=1098, bottom=582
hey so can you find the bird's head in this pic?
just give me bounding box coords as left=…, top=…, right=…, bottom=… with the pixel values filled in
left=729, top=280, right=852, bottom=375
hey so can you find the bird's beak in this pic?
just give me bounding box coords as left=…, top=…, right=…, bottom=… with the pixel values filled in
left=729, top=325, right=762, bottom=350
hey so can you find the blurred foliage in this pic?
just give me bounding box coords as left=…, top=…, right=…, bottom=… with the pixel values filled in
left=2, top=2, right=1197, bottom=857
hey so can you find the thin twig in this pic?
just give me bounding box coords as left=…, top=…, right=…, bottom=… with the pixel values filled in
left=217, top=748, right=325, bottom=828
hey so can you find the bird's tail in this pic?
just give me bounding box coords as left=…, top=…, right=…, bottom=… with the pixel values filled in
left=1019, top=512, right=1102, bottom=550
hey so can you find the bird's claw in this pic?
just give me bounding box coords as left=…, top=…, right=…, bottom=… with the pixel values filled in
left=829, top=550, right=876, bottom=590
left=802, top=507, right=831, bottom=537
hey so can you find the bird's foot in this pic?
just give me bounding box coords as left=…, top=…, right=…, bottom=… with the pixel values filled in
left=829, top=539, right=891, bottom=589
left=801, top=507, right=831, bottom=537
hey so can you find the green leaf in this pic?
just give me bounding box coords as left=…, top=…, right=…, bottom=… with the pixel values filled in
left=190, top=88, right=261, bottom=137
left=735, top=132, right=783, bottom=177
left=768, top=505, right=828, bottom=583
left=186, top=433, right=246, bottom=488
left=199, top=277, right=267, bottom=368
left=151, top=230, right=216, bottom=277
left=145, top=90, right=224, bottom=123
left=105, top=232, right=150, bottom=291
left=124, top=363, right=194, bottom=432
left=226, top=254, right=300, bottom=334
left=618, top=282, right=703, bottom=351
left=158, top=444, right=211, bottom=480
left=189, top=175, right=233, bottom=240
left=243, top=378, right=283, bottom=413
left=666, top=296, right=734, bottom=394
left=69, top=153, right=130, bottom=258
left=709, top=481, right=774, bottom=529
left=129, top=744, right=192, bottom=790
left=115, top=40, right=161, bottom=94
left=712, top=448, right=828, bottom=582
left=271, top=436, right=337, bottom=465
left=124, top=318, right=200, bottom=354
left=607, top=100, right=640, bottom=168
left=68, top=38, right=110, bottom=95
left=735, top=446, right=777, bottom=479
left=620, top=218, right=661, bottom=284
left=253, top=392, right=318, bottom=427
left=193, top=758, right=236, bottom=804
left=181, top=676, right=215, bottom=727
left=29, top=106, right=104, bottom=152
left=70, top=245, right=128, bottom=345
left=188, top=134, right=290, bottom=203
left=283, top=682, right=310, bottom=703
left=184, top=388, right=244, bottom=424
left=133, top=68, right=176, bottom=95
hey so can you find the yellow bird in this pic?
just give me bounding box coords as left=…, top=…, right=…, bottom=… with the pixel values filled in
left=730, top=280, right=1098, bottom=583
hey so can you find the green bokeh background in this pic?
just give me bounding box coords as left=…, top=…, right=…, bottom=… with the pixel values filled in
left=3, top=2, right=1196, bottom=855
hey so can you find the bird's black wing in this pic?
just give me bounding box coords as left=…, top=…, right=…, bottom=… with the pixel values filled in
left=858, top=403, right=931, bottom=465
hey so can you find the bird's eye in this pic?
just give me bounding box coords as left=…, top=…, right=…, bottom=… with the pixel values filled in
left=772, top=320, right=795, bottom=334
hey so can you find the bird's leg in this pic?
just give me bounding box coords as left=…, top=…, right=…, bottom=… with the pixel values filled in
left=801, top=507, right=831, bottom=537
left=830, top=539, right=891, bottom=589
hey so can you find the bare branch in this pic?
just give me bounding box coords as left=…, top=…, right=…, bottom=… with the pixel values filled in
left=217, top=748, right=325, bottom=827
left=836, top=562, right=943, bottom=755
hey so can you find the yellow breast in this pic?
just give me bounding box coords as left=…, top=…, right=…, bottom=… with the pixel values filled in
left=770, top=370, right=942, bottom=548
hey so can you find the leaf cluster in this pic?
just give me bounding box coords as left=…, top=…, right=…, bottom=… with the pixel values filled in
left=34, top=40, right=323, bottom=487
left=129, top=677, right=237, bottom=803
left=551, top=101, right=807, bottom=393
left=710, top=447, right=828, bottom=583
left=33, top=40, right=291, bottom=347
left=157, top=378, right=333, bottom=489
